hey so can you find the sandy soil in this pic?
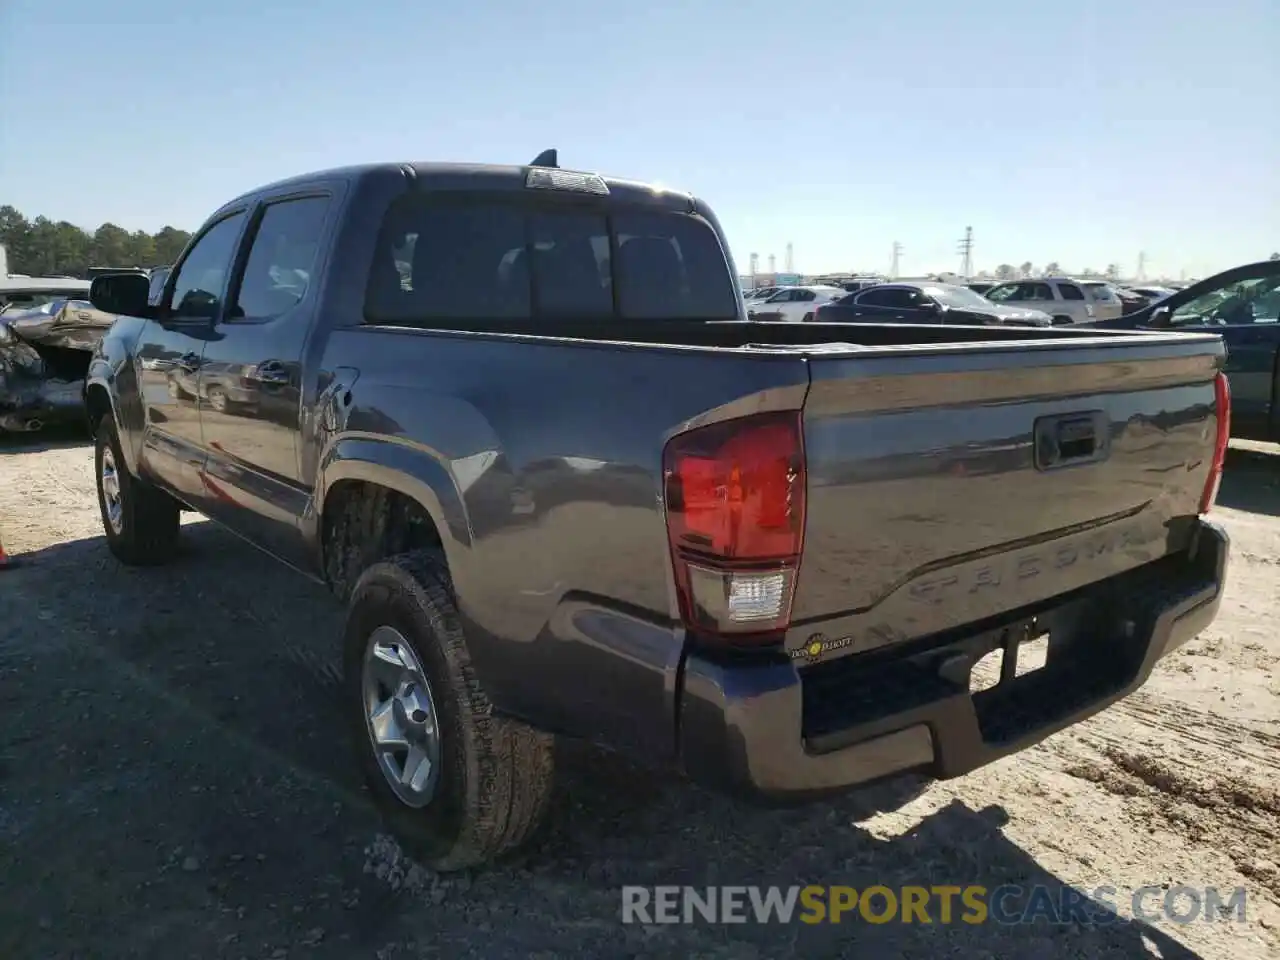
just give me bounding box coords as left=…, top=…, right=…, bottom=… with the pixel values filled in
left=1, top=431, right=1277, bottom=959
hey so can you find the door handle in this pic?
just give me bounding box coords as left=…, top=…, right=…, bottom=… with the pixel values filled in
left=1034, top=411, right=1109, bottom=470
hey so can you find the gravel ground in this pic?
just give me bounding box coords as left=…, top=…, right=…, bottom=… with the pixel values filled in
left=1, top=431, right=1278, bottom=960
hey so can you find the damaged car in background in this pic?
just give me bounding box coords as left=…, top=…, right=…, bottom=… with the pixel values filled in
left=0, top=269, right=166, bottom=433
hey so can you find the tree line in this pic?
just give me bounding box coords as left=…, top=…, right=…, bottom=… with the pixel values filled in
left=990, top=262, right=1120, bottom=281
left=0, top=205, right=192, bottom=278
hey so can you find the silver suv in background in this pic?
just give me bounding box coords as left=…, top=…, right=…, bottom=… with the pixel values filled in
left=984, top=278, right=1124, bottom=324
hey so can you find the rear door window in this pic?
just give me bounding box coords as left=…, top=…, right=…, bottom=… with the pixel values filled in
left=1083, top=282, right=1117, bottom=302
left=1057, top=283, right=1085, bottom=301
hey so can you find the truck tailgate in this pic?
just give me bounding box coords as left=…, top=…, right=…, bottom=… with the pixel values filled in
left=791, top=332, right=1225, bottom=657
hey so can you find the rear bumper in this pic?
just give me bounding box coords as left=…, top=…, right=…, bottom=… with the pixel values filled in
left=677, top=518, right=1228, bottom=801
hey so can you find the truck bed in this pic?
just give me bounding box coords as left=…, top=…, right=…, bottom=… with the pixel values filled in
left=342, top=318, right=1224, bottom=670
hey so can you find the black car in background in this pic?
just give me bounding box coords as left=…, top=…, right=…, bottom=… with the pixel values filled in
left=1082, top=258, right=1280, bottom=442
left=814, top=281, right=1053, bottom=326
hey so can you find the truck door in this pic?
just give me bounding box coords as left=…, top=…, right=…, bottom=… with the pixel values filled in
left=196, top=192, right=336, bottom=568
left=134, top=211, right=248, bottom=505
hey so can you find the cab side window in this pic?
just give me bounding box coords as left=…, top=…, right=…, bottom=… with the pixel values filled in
left=231, top=197, right=331, bottom=322
left=166, top=213, right=247, bottom=320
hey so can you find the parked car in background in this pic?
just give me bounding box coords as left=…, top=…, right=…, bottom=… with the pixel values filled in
left=1125, top=285, right=1176, bottom=303
left=1, top=266, right=173, bottom=433
left=744, top=285, right=781, bottom=302
left=814, top=281, right=1053, bottom=326
left=0, top=276, right=92, bottom=312
left=984, top=278, right=1124, bottom=324
left=0, top=293, right=116, bottom=432
left=746, top=284, right=845, bottom=321
left=1083, top=258, right=1280, bottom=442
left=837, top=276, right=886, bottom=293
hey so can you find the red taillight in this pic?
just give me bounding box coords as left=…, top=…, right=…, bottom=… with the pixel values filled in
left=663, top=411, right=806, bottom=644
left=1200, top=372, right=1231, bottom=514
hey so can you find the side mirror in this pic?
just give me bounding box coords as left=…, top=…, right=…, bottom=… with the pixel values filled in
left=1147, top=305, right=1172, bottom=328
left=90, top=272, right=153, bottom=318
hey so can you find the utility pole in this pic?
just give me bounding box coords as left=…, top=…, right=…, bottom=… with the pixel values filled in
left=956, top=226, right=974, bottom=279
left=767, top=253, right=776, bottom=275
left=890, top=241, right=902, bottom=279
left=748, top=253, right=759, bottom=289
left=785, top=242, right=794, bottom=274
left=1136, top=251, right=1147, bottom=282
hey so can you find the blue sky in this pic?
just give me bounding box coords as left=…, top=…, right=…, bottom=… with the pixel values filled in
left=2, top=0, right=1276, bottom=279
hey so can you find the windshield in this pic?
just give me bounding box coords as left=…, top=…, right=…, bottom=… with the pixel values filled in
left=925, top=285, right=996, bottom=309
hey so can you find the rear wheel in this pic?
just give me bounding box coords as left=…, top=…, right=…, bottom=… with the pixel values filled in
left=95, top=418, right=181, bottom=565
left=1052, top=315, right=1073, bottom=326
left=343, top=549, right=556, bottom=870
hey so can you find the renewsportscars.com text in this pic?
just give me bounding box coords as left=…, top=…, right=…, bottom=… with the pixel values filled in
left=620, top=884, right=1248, bottom=926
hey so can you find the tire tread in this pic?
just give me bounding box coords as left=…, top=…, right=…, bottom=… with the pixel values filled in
left=345, top=549, right=555, bottom=870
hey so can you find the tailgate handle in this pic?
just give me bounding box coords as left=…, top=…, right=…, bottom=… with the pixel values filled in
left=1035, top=412, right=1108, bottom=470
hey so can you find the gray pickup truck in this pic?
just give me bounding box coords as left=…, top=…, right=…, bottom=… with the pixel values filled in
left=84, top=153, right=1232, bottom=870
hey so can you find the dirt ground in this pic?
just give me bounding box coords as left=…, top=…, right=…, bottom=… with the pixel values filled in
left=1, top=431, right=1278, bottom=960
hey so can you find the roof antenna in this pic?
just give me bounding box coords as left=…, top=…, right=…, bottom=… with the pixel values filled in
left=529, top=148, right=558, bottom=168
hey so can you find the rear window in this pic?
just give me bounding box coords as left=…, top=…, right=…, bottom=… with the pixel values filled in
left=364, top=197, right=739, bottom=324
left=1083, top=282, right=1117, bottom=301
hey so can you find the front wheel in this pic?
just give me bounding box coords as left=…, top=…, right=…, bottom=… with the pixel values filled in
left=343, top=550, right=555, bottom=871
left=801, top=312, right=814, bottom=323
left=95, top=418, right=181, bottom=565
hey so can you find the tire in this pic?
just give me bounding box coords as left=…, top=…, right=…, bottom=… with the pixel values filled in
left=1052, top=315, right=1073, bottom=326
left=207, top=387, right=228, bottom=413
left=801, top=312, right=814, bottom=323
left=343, top=549, right=555, bottom=871
left=95, top=418, right=181, bottom=565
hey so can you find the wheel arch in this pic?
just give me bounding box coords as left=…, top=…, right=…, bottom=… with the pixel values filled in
left=312, top=437, right=473, bottom=599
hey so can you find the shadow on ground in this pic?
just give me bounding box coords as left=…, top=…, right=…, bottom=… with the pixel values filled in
left=0, top=523, right=1211, bottom=958
left=0, top=422, right=92, bottom=454
left=1218, top=445, right=1280, bottom=518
